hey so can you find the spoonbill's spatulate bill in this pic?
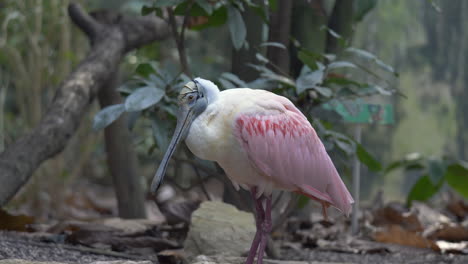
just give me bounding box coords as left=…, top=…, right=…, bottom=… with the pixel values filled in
left=151, top=78, right=354, bottom=264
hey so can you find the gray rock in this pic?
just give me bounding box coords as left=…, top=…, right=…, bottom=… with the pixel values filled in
left=184, top=201, right=256, bottom=259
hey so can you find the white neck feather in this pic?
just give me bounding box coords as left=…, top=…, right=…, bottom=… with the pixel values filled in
left=195, top=77, right=219, bottom=104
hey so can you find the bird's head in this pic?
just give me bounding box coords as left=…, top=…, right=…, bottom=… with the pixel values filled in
left=150, top=78, right=218, bottom=193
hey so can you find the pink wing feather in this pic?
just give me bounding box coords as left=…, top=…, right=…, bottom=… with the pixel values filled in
left=234, top=96, right=354, bottom=216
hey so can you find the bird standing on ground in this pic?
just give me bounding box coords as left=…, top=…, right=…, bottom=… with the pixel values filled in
left=151, top=78, right=354, bottom=264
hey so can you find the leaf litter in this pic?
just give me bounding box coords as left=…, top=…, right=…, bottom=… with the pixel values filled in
left=1, top=181, right=468, bottom=263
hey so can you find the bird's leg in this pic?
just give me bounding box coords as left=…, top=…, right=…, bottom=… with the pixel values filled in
left=256, top=194, right=272, bottom=264
left=321, top=202, right=329, bottom=222
left=245, top=187, right=265, bottom=264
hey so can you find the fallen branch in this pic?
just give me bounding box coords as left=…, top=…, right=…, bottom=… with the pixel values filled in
left=0, top=3, right=171, bottom=206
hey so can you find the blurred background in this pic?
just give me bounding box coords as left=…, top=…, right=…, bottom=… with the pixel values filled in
left=0, top=0, right=467, bottom=225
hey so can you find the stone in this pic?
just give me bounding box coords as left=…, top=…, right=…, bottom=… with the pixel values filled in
left=184, top=201, right=256, bottom=259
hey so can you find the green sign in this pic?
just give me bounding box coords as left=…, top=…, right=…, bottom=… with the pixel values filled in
left=323, top=100, right=394, bottom=125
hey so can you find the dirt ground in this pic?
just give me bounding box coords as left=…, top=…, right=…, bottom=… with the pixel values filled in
left=1, top=231, right=467, bottom=264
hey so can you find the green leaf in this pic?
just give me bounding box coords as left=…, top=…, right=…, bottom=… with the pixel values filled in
left=323, top=76, right=362, bottom=87
left=220, top=72, right=247, bottom=87
left=445, top=163, right=468, bottom=198
left=353, top=0, right=377, bottom=22
left=298, top=50, right=322, bottom=71
left=227, top=6, right=246, bottom=50
left=174, top=1, right=208, bottom=16
left=261, top=72, right=295, bottom=87
left=345, top=47, right=398, bottom=76
left=141, top=5, right=157, bottom=16
left=268, top=0, right=278, bottom=11
left=356, top=144, right=382, bottom=172
left=406, top=163, right=425, bottom=171
left=255, top=53, right=269, bottom=64
left=335, top=138, right=354, bottom=156
left=218, top=78, right=236, bottom=89
left=125, top=87, right=165, bottom=112
left=260, top=42, right=286, bottom=50
left=189, top=6, right=228, bottom=30
left=296, top=66, right=324, bottom=94
left=406, top=175, right=441, bottom=206
left=384, top=160, right=403, bottom=174
left=152, top=120, right=170, bottom=152
left=427, top=158, right=446, bottom=185
left=320, top=25, right=342, bottom=39
left=196, top=0, right=213, bottom=15
left=359, top=84, right=392, bottom=96
left=297, top=194, right=309, bottom=209
left=314, top=86, right=332, bottom=97
left=135, top=63, right=156, bottom=78
left=93, top=104, right=125, bottom=131
left=327, top=61, right=357, bottom=70
left=127, top=111, right=141, bottom=131
left=250, top=4, right=268, bottom=23
left=154, top=0, right=185, bottom=8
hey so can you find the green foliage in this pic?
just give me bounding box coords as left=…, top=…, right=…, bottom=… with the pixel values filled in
left=406, top=175, right=442, bottom=205
left=345, top=47, right=399, bottom=77
left=124, top=87, right=165, bottom=112
left=384, top=154, right=468, bottom=206
left=445, top=164, right=468, bottom=198
left=141, top=0, right=248, bottom=49
left=356, top=144, right=382, bottom=172
left=93, top=104, right=126, bottom=131
left=92, top=0, right=397, bottom=198
left=227, top=5, right=246, bottom=50
left=353, top=0, right=378, bottom=23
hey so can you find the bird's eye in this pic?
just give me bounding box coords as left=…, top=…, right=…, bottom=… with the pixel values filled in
left=188, top=95, right=195, bottom=101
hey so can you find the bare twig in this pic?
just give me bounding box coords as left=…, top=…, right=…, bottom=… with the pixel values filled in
left=68, top=3, right=103, bottom=40
left=167, top=4, right=193, bottom=77
left=180, top=0, right=195, bottom=42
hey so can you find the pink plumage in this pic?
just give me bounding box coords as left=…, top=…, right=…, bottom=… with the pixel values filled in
left=157, top=78, right=354, bottom=264
left=234, top=95, right=354, bottom=216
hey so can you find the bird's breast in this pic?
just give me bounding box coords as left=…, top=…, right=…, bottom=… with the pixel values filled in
left=185, top=104, right=232, bottom=162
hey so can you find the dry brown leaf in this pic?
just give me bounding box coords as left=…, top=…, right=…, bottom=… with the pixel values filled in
left=372, top=203, right=423, bottom=232
left=428, top=223, right=468, bottom=242
left=157, top=249, right=187, bottom=264
left=447, top=199, right=468, bottom=220
left=0, top=208, right=35, bottom=232
left=373, top=225, right=439, bottom=251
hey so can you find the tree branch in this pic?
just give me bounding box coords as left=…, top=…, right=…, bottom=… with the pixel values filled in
left=167, top=6, right=192, bottom=76
left=68, top=3, right=103, bottom=40
left=0, top=3, right=171, bottom=206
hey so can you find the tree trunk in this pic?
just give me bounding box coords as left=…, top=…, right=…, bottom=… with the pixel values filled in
left=266, top=0, right=293, bottom=74
left=290, top=0, right=328, bottom=77
left=0, top=3, right=171, bottom=206
left=97, top=71, right=146, bottom=218
left=231, top=0, right=265, bottom=82
left=326, top=0, right=355, bottom=54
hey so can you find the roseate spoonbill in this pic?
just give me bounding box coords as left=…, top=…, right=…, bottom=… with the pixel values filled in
left=151, top=78, right=354, bottom=264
